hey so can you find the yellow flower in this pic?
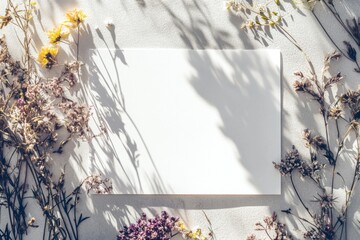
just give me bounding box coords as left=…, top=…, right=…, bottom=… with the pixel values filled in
left=63, top=9, right=86, bottom=28
left=195, top=228, right=202, bottom=236
left=185, top=228, right=208, bottom=240
left=48, top=25, right=70, bottom=44
left=176, top=220, right=187, bottom=232
left=38, top=46, right=58, bottom=69
left=30, top=1, right=37, bottom=6
left=186, top=231, right=197, bottom=239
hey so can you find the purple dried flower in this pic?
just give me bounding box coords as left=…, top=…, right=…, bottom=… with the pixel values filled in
left=273, top=146, right=303, bottom=176
left=117, top=211, right=179, bottom=240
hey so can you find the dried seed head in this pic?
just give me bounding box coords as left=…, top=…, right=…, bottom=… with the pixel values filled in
left=328, top=105, right=342, bottom=119
left=293, top=79, right=312, bottom=92
left=324, top=72, right=343, bottom=89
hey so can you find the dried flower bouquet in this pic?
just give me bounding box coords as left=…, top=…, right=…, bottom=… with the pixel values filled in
left=0, top=1, right=92, bottom=239
left=226, top=0, right=360, bottom=239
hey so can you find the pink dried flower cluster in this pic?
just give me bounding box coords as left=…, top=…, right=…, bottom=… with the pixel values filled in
left=247, top=212, right=292, bottom=240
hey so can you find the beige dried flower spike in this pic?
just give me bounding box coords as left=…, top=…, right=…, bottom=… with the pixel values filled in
left=0, top=9, right=12, bottom=29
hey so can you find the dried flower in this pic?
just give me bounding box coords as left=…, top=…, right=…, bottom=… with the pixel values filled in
left=84, top=175, right=112, bottom=194
left=47, top=25, right=70, bottom=44
left=324, top=51, right=341, bottom=62
left=175, top=220, right=210, bottom=240
left=340, top=88, right=360, bottom=119
left=274, top=146, right=303, bottom=176
left=313, top=193, right=335, bottom=210
left=304, top=213, right=335, bottom=240
left=58, top=101, right=90, bottom=136
left=253, top=212, right=292, bottom=240
left=37, top=46, right=58, bottom=69
left=246, top=234, right=257, bottom=240
left=298, top=162, right=312, bottom=178
left=0, top=4, right=91, bottom=239
left=293, top=79, right=312, bottom=92
left=63, top=9, right=87, bottom=29
left=225, top=1, right=242, bottom=12
left=303, top=129, right=328, bottom=152
left=324, top=72, right=343, bottom=89
left=175, top=220, right=187, bottom=232
left=328, top=105, right=342, bottom=119
left=117, top=211, right=179, bottom=240
left=245, top=20, right=256, bottom=29
left=185, top=228, right=208, bottom=240
left=340, top=89, right=358, bottom=104
left=0, top=9, right=12, bottom=29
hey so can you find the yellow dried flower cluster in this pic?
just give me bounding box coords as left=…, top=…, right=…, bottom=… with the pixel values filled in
left=225, top=1, right=243, bottom=11
left=175, top=220, right=210, bottom=240
left=38, top=9, right=86, bottom=68
left=225, top=0, right=283, bottom=29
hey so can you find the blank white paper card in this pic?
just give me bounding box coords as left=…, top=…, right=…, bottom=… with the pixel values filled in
left=89, top=48, right=281, bottom=195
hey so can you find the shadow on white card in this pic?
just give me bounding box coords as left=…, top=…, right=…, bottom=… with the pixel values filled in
left=88, top=49, right=281, bottom=195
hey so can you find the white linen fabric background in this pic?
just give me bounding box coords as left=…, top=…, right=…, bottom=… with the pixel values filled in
left=1, top=0, right=360, bottom=239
